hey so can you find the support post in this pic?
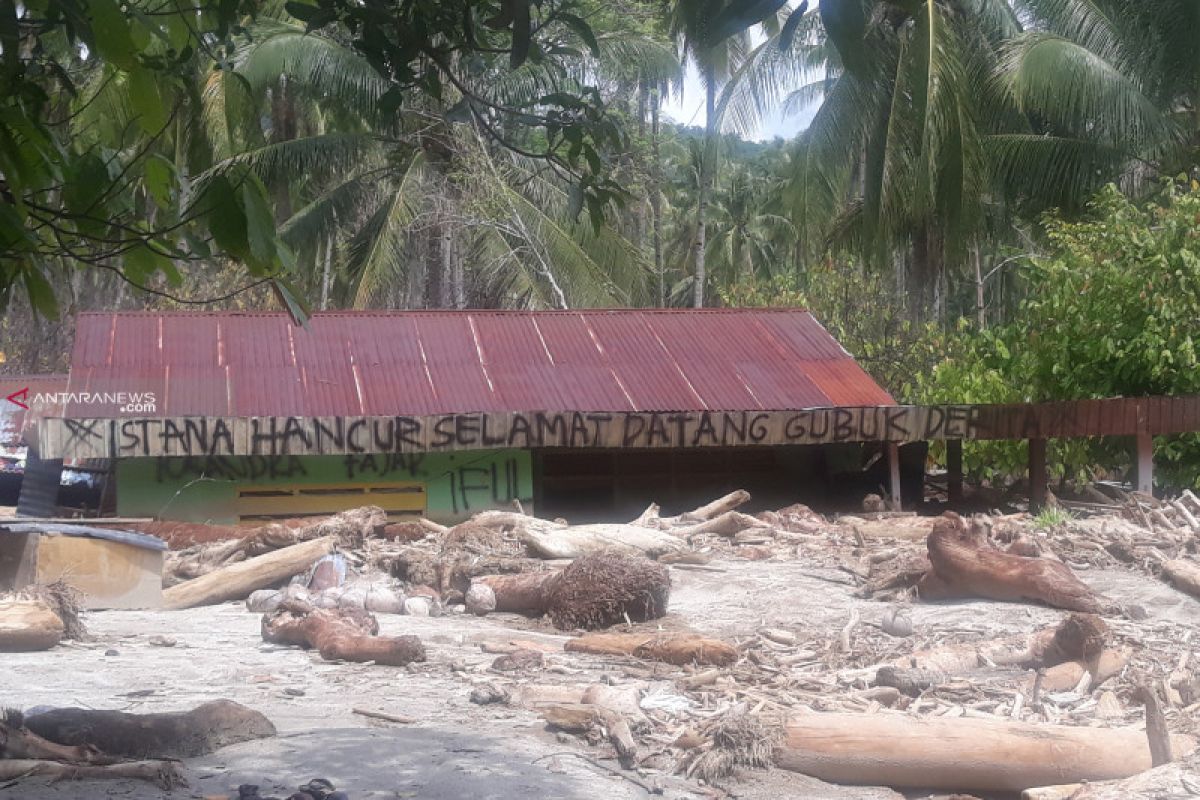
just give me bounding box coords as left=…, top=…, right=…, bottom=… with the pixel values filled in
left=1136, top=431, right=1153, bottom=495
left=887, top=442, right=902, bottom=511
left=1029, top=438, right=1047, bottom=513
left=946, top=439, right=963, bottom=505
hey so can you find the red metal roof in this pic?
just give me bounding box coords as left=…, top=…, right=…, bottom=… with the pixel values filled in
left=63, top=310, right=894, bottom=418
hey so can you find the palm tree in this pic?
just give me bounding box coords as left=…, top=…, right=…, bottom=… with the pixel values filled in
left=994, top=0, right=1200, bottom=212
left=188, top=13, right=675, bottom=310
left=782, top=0, right=1020, bottom=321
left=668, top=0, right=796, bottom=307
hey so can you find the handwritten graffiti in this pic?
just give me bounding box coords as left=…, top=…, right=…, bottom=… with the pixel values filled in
left=44, top=407, right=995, bottom=459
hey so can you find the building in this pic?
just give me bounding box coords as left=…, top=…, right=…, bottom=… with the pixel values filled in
left=36, top=309, right=911, bottom=524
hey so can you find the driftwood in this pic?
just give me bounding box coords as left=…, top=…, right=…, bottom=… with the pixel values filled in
left=0, top=759, right=185, bottom=788
left=1161, top=558, right=1200, bottom=599
left=775, top=712, right=1196, bottom=792
left=1023, top=759, right=1200, bottom=799
left=565, top=631, right=737, bottom=666
left=919, top=513, right=1109, bottom=612
left=0, top=597, right=64, bottom=651
left=165, top=505, right=386, bottom=583
left=0, top=715, right=110, bottom=763
left=540, top=703, right=638, bottom=767
left=679, top=490, right=751, bottom=521
left=261, top=599, right=425, bottom=666
left=473, top=551, right=670, bottom=630
left=22, top=699, right=276, bottom=759
left=468, top=511, right=684, bottom=559
left=164, top=536, right=335, bottom=609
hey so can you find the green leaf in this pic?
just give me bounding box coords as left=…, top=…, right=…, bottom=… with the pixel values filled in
left=89, top=0, right=138, bottom=71
left=143, top=154, right=175, bottom=208
left=128, top=66, right=169, bottom=134
left=204, top=175, right=249, bottom=260
left=241, top=178, right=279, bottom=272
left=22, top=268, right=59, bottom=319
left=123, top=243, right=168, bottom=285
left=557, top=12, right=599, bottom=57
left=270, top=277, right=312, bottom=326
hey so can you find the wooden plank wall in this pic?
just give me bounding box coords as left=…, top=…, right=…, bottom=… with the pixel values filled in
left=37, top=395, right=1200, bottom=459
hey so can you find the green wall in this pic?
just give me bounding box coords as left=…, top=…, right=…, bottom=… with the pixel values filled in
left=116, top=449, right=532, bottom=524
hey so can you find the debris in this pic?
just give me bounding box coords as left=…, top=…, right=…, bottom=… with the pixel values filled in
left=261, top=598, right=425, bottom=666
left=774, top=711, right=1196, bottom=792
left=919, top=513, right=1110, bottom=612
left=1138, top=682, right=1173, bottom=767
left=164, top=537, right=337, bottom=609
left=0, top=596, right=64, bottom=651
left=1161, top=558, right=1200, bottom=599
left=474, top=551, right=670, bottom=630
left=539, top=703, right=638, bottom=767
left=565, top=631, right=738, bottom=666
left=22, top=699, right=276, bottom=758
left=465, top=583, right=497, bottom=615
left=0, top=758, right=185, bottom=788
left=352, top=707, right=415, bottom=725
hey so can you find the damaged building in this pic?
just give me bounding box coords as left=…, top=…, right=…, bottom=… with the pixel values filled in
left=33, top=309, right=910, bottom=524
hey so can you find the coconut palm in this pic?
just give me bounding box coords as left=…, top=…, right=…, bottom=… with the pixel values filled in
left=188, top=12, right=679, bottom=310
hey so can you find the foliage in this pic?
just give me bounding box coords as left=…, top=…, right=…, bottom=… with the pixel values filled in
left=919, top=183, right=1200, bottom=486
left=1033, top=505, right=1073, bottom=529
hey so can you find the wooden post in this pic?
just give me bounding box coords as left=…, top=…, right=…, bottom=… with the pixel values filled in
left=946, top=439, right=963, bottom=505
left=1029, top=438, right=1047, bottom=512
left=1136, top=432, right=1153, bottom=495
left=887, top=442, right=902, bottom=511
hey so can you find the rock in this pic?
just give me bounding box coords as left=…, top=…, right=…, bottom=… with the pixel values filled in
left=404, top=597, right=431, bottom=617
left=246, top=590, right=283, bottom=613
left=337, top=586, right=367, bottom=611
left=881, top=607, right=914, bottom=637
left=104, top=649, right=119, bottom=656
left=364, top=586, right=404, bottom=615
left=465, top=584, right=497, bottom=616
left=491, top=649, right=544, bottom=671
left=469, top=684, right=510, bottom=705
left=148, top=635, right=177, bottom=647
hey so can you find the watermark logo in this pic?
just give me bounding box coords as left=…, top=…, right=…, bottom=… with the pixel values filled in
left=4, top=389, right=157, bottom=414
left=5, top=388, right=29, bottom=410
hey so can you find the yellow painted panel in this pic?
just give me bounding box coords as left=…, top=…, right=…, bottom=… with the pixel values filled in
left=235, top=482, right=426, bottom=521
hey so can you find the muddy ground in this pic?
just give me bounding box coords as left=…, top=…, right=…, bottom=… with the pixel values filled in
left=6, top=544, right=1200, bottom=800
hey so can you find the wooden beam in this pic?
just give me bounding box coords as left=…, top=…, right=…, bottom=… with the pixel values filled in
left=1136, top=431, right=1153, bottom=495
left=946, top=439, right=963, bottom=504
left=887, top=442, right=902, bottom=511
left=1029, top=438, right=1047, bottom=512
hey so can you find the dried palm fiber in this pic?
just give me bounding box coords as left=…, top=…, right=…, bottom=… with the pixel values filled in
left=690, top=710, right=783, bottom=782
left=546, top=550, right=670, bottom=630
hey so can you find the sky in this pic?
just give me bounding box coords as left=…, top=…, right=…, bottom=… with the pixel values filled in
left=658, top=61, right=821, bottom=141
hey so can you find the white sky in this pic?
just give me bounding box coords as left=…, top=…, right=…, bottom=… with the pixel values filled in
left=659, top=60, right=821, bottom=141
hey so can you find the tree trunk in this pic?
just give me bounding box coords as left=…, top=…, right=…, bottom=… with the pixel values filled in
left=320, top=235, right=333, bottom=310
left=973, top=244, right=985, bottom=328
left=650, top=84, right=666, bottom=307
left=261, top=599, right=425, bottom=666
left=163, top=536, right=335, bottom=609
left=910, top=223, right=943, bottom=322
left=775, top=712, right=1196, bottom=792
left=0, top=597, right=64, bottom=651
left=22, top=699, right=276, bottom=759
left=693, top=69, right=715, bottom=308
left=919, top=513, right=1110, bottom=613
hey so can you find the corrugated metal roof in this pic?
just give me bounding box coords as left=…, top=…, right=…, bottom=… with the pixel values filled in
left=64, top=310, right=895, bottom=418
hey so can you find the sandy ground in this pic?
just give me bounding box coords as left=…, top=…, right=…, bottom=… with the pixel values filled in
left=5, top=558, right=1199, bottom=799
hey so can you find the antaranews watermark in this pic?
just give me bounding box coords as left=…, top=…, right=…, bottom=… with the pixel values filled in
left=5, top=389, right=157, bottom=415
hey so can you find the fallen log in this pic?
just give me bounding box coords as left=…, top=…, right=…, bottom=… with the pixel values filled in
left=261, top=599, right=425, bottom=666
left=1024, top=758, right=1200, bottom=799
left=539, top=702, right=638, bottom=767
left=164, top=505, right=386, bottom=582
left=163, top=536, right=335, bottom=609
left=0, top=596, right=64, bottom=651
left=565, top=631, right=737, bottom=666
left=0, top=714, right=110, bottom=763
left=775, top=711, right=1196, bottom=792
left=0, top=759, right=185, bottom=789
left=22, top=699, right=276, bottom=759
left=1161, top=558, right=1200, bottom=599
left=680, top=490, right=751, bottom=522
left=473, top=551, right=670, bottom=630
left=920, top=513, right=1109, bottom=613
left=468, top=510, right=685, bottom=559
